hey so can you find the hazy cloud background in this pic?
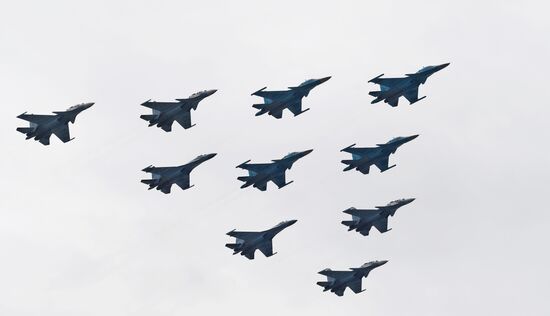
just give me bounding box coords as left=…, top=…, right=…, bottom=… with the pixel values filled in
left=0, top=0, right=548, bottom=315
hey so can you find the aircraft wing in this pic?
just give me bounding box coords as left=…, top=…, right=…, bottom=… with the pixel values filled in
left=271, top=173, right=287, bottom=188
left=344, top=208, right=380, bottom=217
left=287, top=100, right=304, bottom=116
left=386, top=97, right=399, bottom=107
left=373, top=217, right=389, bottom=233
left=334, top=288, right=345, bottom=297
left=38, top=135, right=51, bottom=146
left=403, top=86, right=420, bottom=103
left=160, top=120, right=174, bottom=132
left=358, top=225, right=373, bottom=236
left=160, top=184, right=172, bottom=194
left=227, top=230, right=260, bottom=242
left=243, top=250, right=255, bottom=260
left=348, top=279, right=363, bottom=294
left=175, top=112, right=193, bottom=129
left=255, top=180, right=268, bottom=191
left=342, top=146, right=378, bottom=157
left=141, top=101, right=178, bottom=111
left=370, top=77, right=405, bottom=91
left=319, top=270, right=354, bottom=280
left=357, top=164, right=371, bottom=174
left=258, top=240, right=274, bottom=257
left=175, top=174, right=190, bottom=190
left=53, top=124, right=72, bottom=143
left=17, top=113, right=55, bottom=124
left=252, top=89, right=289, bottom=100
left=270, top=109, right=283, bottom=119
left=145, top=166, right=180, bottom=176
left=374, top=156, right=391, bottom=171
left=237, top=162, right=273, bottom=173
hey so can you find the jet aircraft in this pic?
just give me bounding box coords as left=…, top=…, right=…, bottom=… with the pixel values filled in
left=140, top=89, right=217, bottom=132
left=226, top=220, right=297, bottom=260
left=236, top=149, right=313, bottom=191
left=342, top=198, right=415, bottom=236
left=317, top=260, right=388, bottom=296
left=16, top=102, right=94, bottom=145
left=369, top=63, right=449, bottom=107
left=251, top=77, right=331, bottom=118
left=341, top=135, right=418, bottom=174
left=141, top=153, right=216, bottom=194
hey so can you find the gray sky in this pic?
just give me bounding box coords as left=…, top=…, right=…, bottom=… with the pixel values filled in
left=0, top=0, right=549, bottom=315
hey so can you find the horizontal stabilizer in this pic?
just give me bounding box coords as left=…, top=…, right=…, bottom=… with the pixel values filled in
left=368, top=73, right=384, bottom=83
left=237, top=176, right=249, bottom=182
left=140, top=179, right=156, bottom=185
left=140, top=114, right=157, bottom=121
left=369, top=91, right=382, bottom=97
left=16, top=127, right=34, bottom=134
left=252, top=87, right=267, bottom=95
left=341, top=220, right=356, bottom=228
left=225, top=243, right=238, bottom=250
left=252, top=104, right=265, bottom=109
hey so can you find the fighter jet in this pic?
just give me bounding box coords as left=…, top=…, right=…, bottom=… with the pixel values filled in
left=140, top=89, right=217, bottom=132
left=226, top=220, right=297, bottom=260
left=342, top=198, right=415, bottom=236
left=236, top=149, right=313, bottom=191
left=369, top=63, right=449, bottom=107
left=16, top=102, right=94, bottom=145
left=141, top=153, right=216, bottom=194
left=251, top=77, right=331, bottom=119
left=341, top=135, right=418, bottom=174
left=317, top=260, right=388, bottom=296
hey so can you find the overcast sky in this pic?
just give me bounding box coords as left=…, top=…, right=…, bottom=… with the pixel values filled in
left=0, top=0, right=549, bottom=315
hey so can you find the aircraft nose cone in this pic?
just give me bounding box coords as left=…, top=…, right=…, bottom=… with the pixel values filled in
left=206, top=153, right=217, bottom=159
left=288, top=219, right=298, bottom=225
left=407, top=134, right=419, bottom=141
left=208, top=89, right=218, bottom=96
left=318, top=76, right=331, bottom=83
left=302, top=149, right=314, bottom=156
left=379, top=260, right=389, bottom=266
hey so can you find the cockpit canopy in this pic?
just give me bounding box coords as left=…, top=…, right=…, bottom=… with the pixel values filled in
left=189, top=90, right=208, bottom=98
left=299, top=79, right=316, bottom=86
left=417, top=66, right=435, bottom=73
left=67, top=103, right=86, bottom=111
left=283, top=152, right=299, bottom=159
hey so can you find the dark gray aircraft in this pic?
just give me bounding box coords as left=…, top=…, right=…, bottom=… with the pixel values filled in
left=16, top=102, right=94, bottom=145
left=140, top=89, right=217, bottom=132
left=141, top=153, right=216, bottom=194
left=236, top=149, right=313, bottom=191
left=317, top=260, right=388, bottom=296
left=341, top=135, right=418, bottom=174
left=226, top=220, right=297, bottom=260
left=251, top=77, right=331, bottom=118
left=342, top=198, right=415, bottom=236
left=369, top=63, right=449, bottom=107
